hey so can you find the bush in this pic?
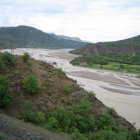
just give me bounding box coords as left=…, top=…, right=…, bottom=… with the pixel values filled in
left=44, top=117, right=59, bottom=131
left=47, top=90, right=52, bottom=95
left=0, top=51, right=15, bottom=66
left=58, top=68, right=64, bottom=77
left=96, top=113, right=114, bottom=130
left=61, top=97, right=67, bottom=103
left=108, top=107, right=116, bottom=116
left=0, top=133, right=6, bottom=139
left=22, top=52, right=30, bottom=62
left=20, top=111, right=45, bottom=124
left=27, top=61, right=32, bottom=66
left=21, top=100, right=32, bottom=112
left=0, top=76, right=13, bottom=106
left=45, top=82, right=49, bottom=87
left=0, top=61, right=5, bottom=73
left=64, top=85, right=72, bottom=94
left=22, top=75, right=40, bottom=95
left=46, top=98, right=94, bottom=133
left=90, top=130, right=128, bottom=140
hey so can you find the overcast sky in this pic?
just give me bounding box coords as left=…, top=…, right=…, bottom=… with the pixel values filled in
left=0, top=0, right=140, bottom=42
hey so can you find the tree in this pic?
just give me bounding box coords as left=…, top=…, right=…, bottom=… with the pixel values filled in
left=0, top=76, right=13, bottom=106
left=0, top=51, right=15, bottom=66
left=22, top=52, right=30, bottom=63
left=22, top=75, right=40, bottom=95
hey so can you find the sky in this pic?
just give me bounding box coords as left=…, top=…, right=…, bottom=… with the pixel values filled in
left=0, top=0, right=140, bottom=42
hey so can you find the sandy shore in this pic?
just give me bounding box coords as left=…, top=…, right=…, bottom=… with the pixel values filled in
left=1, top=48, right=140, bottom=128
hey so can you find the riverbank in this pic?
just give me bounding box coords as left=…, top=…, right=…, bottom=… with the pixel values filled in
left=1, top=48, right=140, bottom=129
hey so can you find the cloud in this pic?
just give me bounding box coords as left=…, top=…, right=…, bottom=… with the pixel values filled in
left=0, top=0, right=140, bottom=42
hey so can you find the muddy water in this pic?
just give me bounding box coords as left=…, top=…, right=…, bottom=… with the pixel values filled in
left=1, top=48, right=140, bottom=128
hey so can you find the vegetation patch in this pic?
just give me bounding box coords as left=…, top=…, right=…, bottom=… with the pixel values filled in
left=0, top=51, right=15, bottom=66
left=0, top=133, right=6, bottom=140
left=58, top=68, right=64, bottom=77
left=20, top=98, right=138, bottom=140
left=71, top=53, right=140, bottom=75
left=64, top=85, right=72, bottom=94
left=22, top=52, right=30, bottom=63
left=0, top=61, right=5, bottom=73
left=22, top=75, right=41, bottom=95
left=0, top=76, right=13, bottom=106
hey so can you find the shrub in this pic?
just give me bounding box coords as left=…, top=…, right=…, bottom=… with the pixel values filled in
left=53, top=62, right=57, bottom=66
left=61, top=97, right=67, bottom=103
left=96, top=113, right=114, bottom=130
left=130, top=129, right=140, bottom=140
left=0, top=133, right=6, bottom=139
left=0, top=61, right=5, bottom=73
left=0, top=51, right=15, bottom=66
left=21, top=100, right=32, bottom=112
left=13, top=71, right=18, bottom=76
left=27, top=61, right=32, bottom=66
left=90, top=130, right=128, bottom=140
left=44, top=117, right=59, bottom=131
left=46, top=98, right=94, bottom=133
left=71, top=129, right=88, bottom=140
left=58, top=68, right=64, bottom=77
left=45, top=82, right=49, bottom=87
left=22, top=75, right=40, bottom=95
left=108, top=107, right=116, bottom=115
left=0, top=76, right=13, bottom=106
left=89, top=91, right=96, bottom=96
left=20, top=111, right=45, bottom=124
left=39, top=102, right=44, bottom=110
left=34, top=112, right=45, bottom=124
left=47, top=90, right=52, bottom=95
left=22, top=52, right=30, bottom=63
left=64, top=85, right=72, bottom=94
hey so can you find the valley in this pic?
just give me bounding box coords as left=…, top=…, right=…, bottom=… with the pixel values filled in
left=1, top=48, right=140, bottom=129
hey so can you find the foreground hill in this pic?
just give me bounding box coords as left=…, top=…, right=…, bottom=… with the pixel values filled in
left=70, top=35, right=140, bottom=55
left=0, top=25, right=86, bottom=49
left=0, top=52, right=139, bottom=140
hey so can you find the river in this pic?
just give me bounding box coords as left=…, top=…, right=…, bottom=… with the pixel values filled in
left=1, top=48, right=140, bottom=129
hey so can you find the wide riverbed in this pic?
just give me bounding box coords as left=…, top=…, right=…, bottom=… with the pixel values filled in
left=1, top=48, right=140, bottom=128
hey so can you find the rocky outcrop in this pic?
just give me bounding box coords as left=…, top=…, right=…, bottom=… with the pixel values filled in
left=0, top=114, right=71, bottom=140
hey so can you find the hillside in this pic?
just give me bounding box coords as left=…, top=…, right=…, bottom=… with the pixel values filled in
left=0, top=51, right=139, bottom=140
left=0, top=25, right=86, bottom=49
left=70, top=35, right=140, bottom=55
left=50, top=33, right=82, bottom=42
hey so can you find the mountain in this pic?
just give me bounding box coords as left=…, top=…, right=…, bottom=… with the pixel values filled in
left=0, top=25, right=86, bottom=49
left=50, top=33, right=82, bottom=42
left=70, top=35, right=140, bottom=55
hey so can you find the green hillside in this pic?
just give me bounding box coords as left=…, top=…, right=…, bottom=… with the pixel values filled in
left=70, top=35, right=140, bottom=55
left=0, top=25, right=86, bottom=49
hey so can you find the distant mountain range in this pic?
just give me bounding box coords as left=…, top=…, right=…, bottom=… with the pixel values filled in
left=70, top=35, right=140, bottom=55
left=0, top=25, right=86, bottom=49
left=50, top=33, right=82, bottom=42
